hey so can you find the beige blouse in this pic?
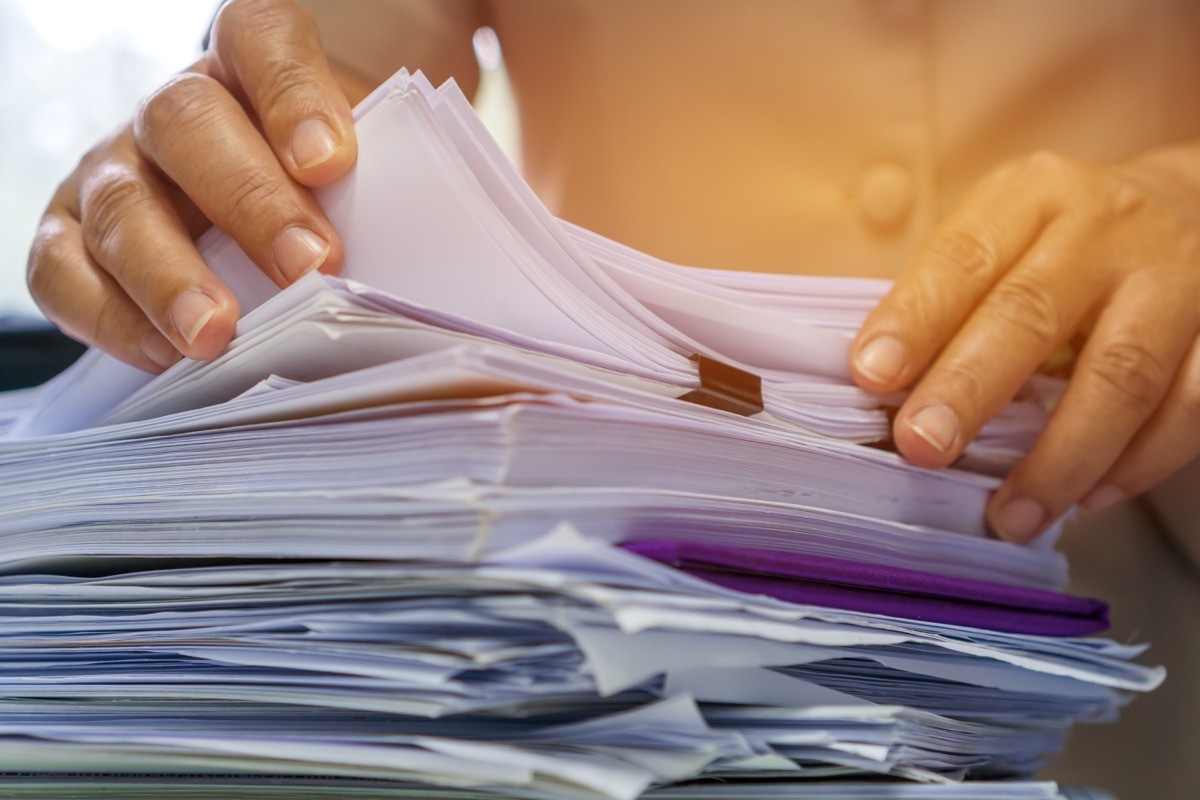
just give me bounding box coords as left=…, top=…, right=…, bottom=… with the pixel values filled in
left=296, top=3, right=1200, bottom=794
left=301, top=0, right=1200, bottom=280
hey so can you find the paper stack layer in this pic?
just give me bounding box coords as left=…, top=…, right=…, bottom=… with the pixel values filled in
left=0, top=71, right=1159, bottom=800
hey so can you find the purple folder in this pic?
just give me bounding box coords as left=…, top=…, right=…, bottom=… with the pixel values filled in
left=620, top=539, right=1108, bottom=637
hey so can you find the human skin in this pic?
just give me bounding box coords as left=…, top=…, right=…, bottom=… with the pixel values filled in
left=25, top=0, right=1200, bottom=544
left=850, top=150, right=1200, bottom=540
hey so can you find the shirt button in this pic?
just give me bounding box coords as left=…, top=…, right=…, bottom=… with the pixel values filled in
left=856, top=163, right=915, bottom=230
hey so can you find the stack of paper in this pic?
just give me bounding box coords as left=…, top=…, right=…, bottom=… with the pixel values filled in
left=0, top=71, right=1159, bottom=800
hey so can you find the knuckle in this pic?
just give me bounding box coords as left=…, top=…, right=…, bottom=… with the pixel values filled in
left=91, top=290, right=136, bottom=347
left=1016, top=149, right=1074, bottom=179
left=81, top=166, right=152, bottom=256
left=930, top=357, right=990, bottom=411
left=210, top=0, right=323, bottom=119
left=1087, top=339, right=1168, bottom=413
left=220, top=164, right=285, bottom=225
left=25, top=221, right=88, bottom=343
left=923, top=225, right=1000, bottom=282
left=1009, top=150, right=1090, bottom=206
left=258, top=55, right=322, bottom=116
left=1105, top=176, right=1149, bottom=220
left=76, top=128, right=128, bottom=175
left=212, top=0, right=262, bottom=38
left=25, top=218, right=69, bottom=304
left=1011, top=150, right=1140, bottom=224
left=986, top=277, right=1062, bottom=348
left=214, top=0, right=317, bottom=59
left=219, top=0, right=304, bottom=29
left=135, top=73, right=224, bottom=153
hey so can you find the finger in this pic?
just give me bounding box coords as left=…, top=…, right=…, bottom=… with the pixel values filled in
left=76, top=143, right=240, bottom=361
left=1079, top=332, right=1200, bottom=512
left=135, top=72, right=343, bottom=287
left=891, top=220, right=1102, bottom=468
left=28, top=211, right=181, bottom=373
left=851, top=157, right=1055, bottom=393
left=987, top=274, right=1198, bottom=541
left=207, top=0, right=357, bottom=185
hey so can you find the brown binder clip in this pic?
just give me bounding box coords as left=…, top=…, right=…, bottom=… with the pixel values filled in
left=678, top=354, right=764, bottom=416
left=864, top=405, right=901, bottom=452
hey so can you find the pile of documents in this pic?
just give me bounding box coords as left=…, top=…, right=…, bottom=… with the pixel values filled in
left=0, top=72, right=1162, bottom=800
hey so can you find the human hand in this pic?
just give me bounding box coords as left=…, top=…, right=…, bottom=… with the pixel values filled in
left=850, top=151, right=1200, bottom=542
left=27, top=0, right=357, bottom=372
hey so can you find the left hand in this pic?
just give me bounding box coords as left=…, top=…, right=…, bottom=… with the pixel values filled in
left=850, top=150, right=1200, bottom=542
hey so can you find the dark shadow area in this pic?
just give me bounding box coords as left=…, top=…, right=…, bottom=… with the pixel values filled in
left=0, top=317, right=87, bottom=390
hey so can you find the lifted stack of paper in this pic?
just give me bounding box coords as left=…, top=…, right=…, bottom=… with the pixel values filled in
left=0, top=71, right=1160, bottom=800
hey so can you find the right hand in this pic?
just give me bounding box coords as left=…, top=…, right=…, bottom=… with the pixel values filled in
left=27, top=0, right=358, bottom=372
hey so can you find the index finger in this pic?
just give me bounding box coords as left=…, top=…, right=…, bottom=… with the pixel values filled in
left=206, top=0, right=357, bottom=186
left=850, top=156, right=1054, bottom=394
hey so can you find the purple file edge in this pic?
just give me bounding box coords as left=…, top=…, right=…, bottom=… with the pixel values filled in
left=620, top=539, right=1108, bottom=637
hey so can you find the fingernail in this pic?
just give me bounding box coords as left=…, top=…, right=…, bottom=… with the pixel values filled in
left=170, top=290, right=218, bottom=346
left=994, top=496, right=1048, bottom=542
left=274, top=226, right=330, bottom=282
left=906, top=403, right=959, bottom=455
left=290, top=118, right=340, bottom=169
left=139, top=329, right=180, bottom=371
left=854, top=335, right=908, bottom=385
left=1080, top=484, right=1125, bottom=513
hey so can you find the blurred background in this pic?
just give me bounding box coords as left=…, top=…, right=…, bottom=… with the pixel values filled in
left=0, top=0, right=518, bottom=320
left=0, top=0, right=217, bottom=316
